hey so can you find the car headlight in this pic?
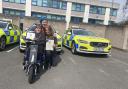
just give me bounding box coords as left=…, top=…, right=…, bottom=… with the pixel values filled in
left=78, top=39, right=89, bottom=44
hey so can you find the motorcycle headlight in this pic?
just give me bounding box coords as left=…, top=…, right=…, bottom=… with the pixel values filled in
left=78, top=39, right=89, bottom=44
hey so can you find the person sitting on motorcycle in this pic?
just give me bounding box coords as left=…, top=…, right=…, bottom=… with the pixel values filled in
left=34, top=24, right=46, bottom=64
left=40, top=17, right=57, bottom=67
left=23, top=24, right=46, bottom=69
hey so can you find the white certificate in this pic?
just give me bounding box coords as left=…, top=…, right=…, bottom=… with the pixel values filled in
left=26, top=32, right=35, bottom=40
left=46, top=40, right=54, bottom=51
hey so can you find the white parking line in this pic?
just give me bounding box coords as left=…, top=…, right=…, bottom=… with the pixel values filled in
left=6, top=46, right=18, bottom=53
left=69, top=57, right=77, bottom=65
left=99, top=69, right=110, bottom=76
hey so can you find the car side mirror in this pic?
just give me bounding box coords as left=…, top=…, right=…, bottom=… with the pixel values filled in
left=9, top=26, right=12, bottom=30
left=67, top=32, right=71, bottom=35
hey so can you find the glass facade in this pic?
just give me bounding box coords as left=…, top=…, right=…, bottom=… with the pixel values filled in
left=110, top=9, right=117, bottom=16
left=71, top=17, right=83, bottom=23
left=90, top=6, right=106, bottom=15
left=109, top=21, right=115, bottom=25
left=32, top=0, right=67, bottom=10
left=88, top=19, right=103, bottom=24
left=3, top=0, right=26, bottom=4
left=32, top=12, right=65, bottom=21
left=2, top=0, right=118, bottom=24
left=72, top=3, right=85, bottom=12
left=3, top=8, right=25, bottom=17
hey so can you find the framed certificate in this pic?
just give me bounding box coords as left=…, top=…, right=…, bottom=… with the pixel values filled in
left=26, top=32, right=35, bottom=40
left=46, top=40, right=54, bottom=51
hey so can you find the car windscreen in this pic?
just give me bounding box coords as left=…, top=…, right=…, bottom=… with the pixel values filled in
left=73, top=29, right=96, bottom=36
left=0, top=22, right=7, bottom=29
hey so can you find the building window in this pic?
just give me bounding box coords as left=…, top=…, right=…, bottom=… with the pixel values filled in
left=90, top=6, right=106, bottom=15
left=3, top=8, right=25, bottom=17
left=42, top=0, right=48, bottom=7
left=9, top=0, right=15, bottom=3
left=3, top=0, right=9, bottom=1
left=61, top=1, right=67, bottom=10
left=32, top=0, right=37, bottom=5
left=110, top=9, right=117, bottom=16
left=72, top=3, right=85, bottom=12
left=3, top=0, right=26, bottom=4
left=31, top=0, right=67, bottom=10
left=20, top=0, right=26, bottom=4
left=109, top=21, right=115, bottom=25
left=31, top=12, right=65, bottom=21
left=88, top=19, right=103, bottom=24
left=52, top=0, right=59, bottom=8
left=32, top=12, right=46, bottom=18
left=71, top=17, right=83, bottom=23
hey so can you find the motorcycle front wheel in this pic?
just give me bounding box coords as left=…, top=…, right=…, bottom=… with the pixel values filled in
left=28, top=65, right=36, bottom=84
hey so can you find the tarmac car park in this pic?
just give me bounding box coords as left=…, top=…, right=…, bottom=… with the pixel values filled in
left=19, top=24, right=62, bottom=52
left=0, top=20, right=21, bottom=50
left=62, top=27, right=112, bottom=56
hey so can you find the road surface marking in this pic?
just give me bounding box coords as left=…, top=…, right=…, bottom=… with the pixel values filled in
left=6, top=46, right=18, bottom=53
left=69, top=57, right=77, bottom=65
left=112, top=58, right=128, bottom=66
left=99, top=69, right=110, bottom=76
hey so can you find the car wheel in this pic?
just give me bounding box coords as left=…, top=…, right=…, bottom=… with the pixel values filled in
left=0, top=37, right=6, bottom=50
left=71, top=42, right=77, bottom=54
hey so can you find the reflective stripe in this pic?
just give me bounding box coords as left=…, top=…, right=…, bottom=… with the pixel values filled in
left=10, top=36, right=14, bottom=43
left=14, top=30, right=17, bottom=35
left=67, top=40, right=69, bottom=46
left=76, top=44, right=78, bottom=48
left=4, top=31, right=10, bottom=36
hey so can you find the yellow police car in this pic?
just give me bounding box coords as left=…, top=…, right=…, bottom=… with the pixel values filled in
left=63, top=27, right=112, bottom=55
left=0, top=20, right=21, bottom=50
left=19, top=24, right=62, bottom=52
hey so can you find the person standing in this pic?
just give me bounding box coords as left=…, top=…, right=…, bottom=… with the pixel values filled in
left=40, top=17, right=57, bottom=68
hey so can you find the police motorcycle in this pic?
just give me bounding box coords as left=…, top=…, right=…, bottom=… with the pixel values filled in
left=24, top=31, right=46, bottom=84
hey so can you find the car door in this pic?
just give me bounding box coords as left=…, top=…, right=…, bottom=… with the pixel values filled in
left=8, top=24, right=15, bottom=43
left=66, top=30, right=73, bottom=47
left=63, top=30, right=68, bottom=46
left=13, top=25, right=21, bottom=42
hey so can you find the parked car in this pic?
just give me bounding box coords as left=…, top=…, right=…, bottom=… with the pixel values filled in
left=0, top=20, right=21, bottom=50
left=62, top=27, right=112, bottom=56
